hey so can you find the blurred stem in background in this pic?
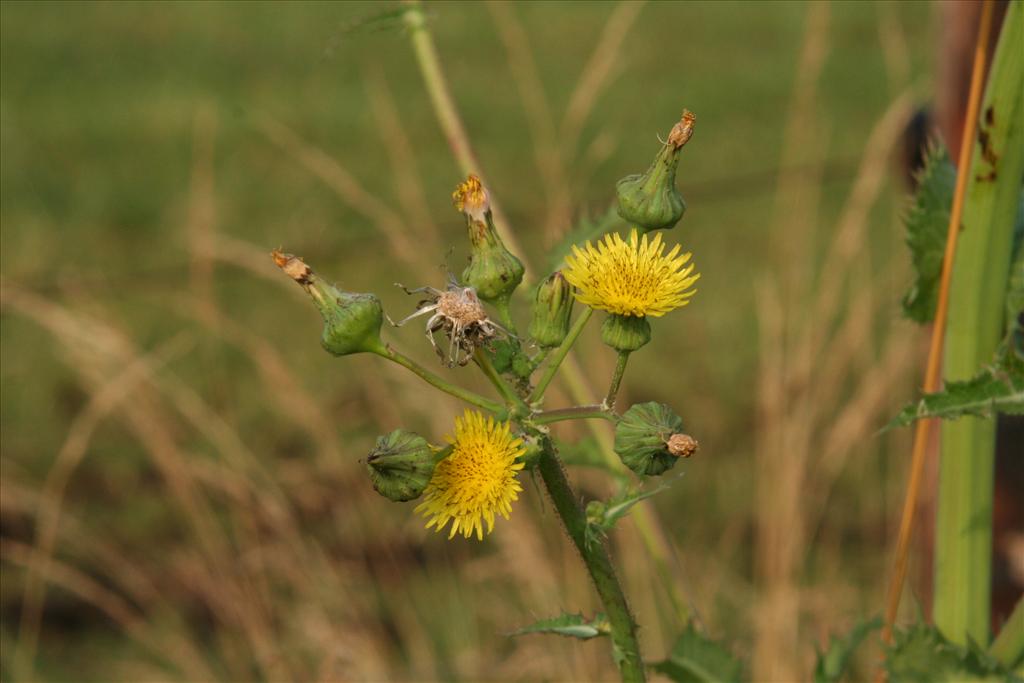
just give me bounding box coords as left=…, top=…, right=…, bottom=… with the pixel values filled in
left=401, top=0, right=693, bottom=636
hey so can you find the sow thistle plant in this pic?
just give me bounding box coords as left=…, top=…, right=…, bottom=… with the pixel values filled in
left=273, top=110, right=710, bottom=682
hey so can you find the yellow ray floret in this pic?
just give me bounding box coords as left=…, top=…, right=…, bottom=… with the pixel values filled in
left=415, top=410, right=526, bottom=540
left=563, top=228, right=700, bottom=317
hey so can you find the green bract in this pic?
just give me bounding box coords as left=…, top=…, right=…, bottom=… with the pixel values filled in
left=601, top=314, right=651, bottom=352
left=366, top=429, right=438, bottom=502
left=614, top=402, right=687, bottom=476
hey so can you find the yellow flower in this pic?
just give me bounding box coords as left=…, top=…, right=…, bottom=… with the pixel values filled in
left=563, top=228, right=699, bottom=317
left=415, top=410, right=526, bottom=540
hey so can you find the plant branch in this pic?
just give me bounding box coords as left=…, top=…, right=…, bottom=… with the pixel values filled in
left=532, top=404, right=615, bottom=425
left=473, top=347, right=528, bottom=414
left=375, top=345, right=503, bottom=413
left=530, top=307, right=593, bottom=404
left=604, top=352, right=630, bottom=409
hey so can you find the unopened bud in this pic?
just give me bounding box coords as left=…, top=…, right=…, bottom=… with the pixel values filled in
left=366, top=429, right=439, bottom=502
left=616, top=110, right=695, bottom=232
left=453, top=175, right=525, bottom=304
left=529, top=271, right=575, bottom=348
left=601, top=314, right=651, bottom=353
left=272, top=250, right=384, bottom=356
left=614, top=402, right=689, bottom=476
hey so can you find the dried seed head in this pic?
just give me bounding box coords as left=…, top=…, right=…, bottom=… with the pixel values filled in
left=437, top=287, right=489, bottom=328
left=666, top=433, right=698, bottom=458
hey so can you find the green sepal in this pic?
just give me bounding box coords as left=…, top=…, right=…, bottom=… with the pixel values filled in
left=601, top=314, right=651, bottom=352
left=366, top=429, right=438, bottom=502
left=463, top=212, right=525, bottom=304
left=318, top=290, right=385, bottom=357
left=509, top=612, right=611, bottom=641
left=614, top=401, right=686, bottom=476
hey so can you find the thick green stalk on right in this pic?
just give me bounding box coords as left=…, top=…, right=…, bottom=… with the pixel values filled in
left=935, top=0, right=1023, bottom=647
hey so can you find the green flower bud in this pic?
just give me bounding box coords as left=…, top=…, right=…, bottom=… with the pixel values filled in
left=616, top=110, right=695, bottom=232
left=614, top=402, right=696, bottom=476
left=601, top=314, right=651, bottom=352
left=529, top=271, right=575, bottom=348
left=366, top=429, right=439, bottom=502
left=453, top=175, right=525, bottom=304
left=273, top=251, right=385, bottom=356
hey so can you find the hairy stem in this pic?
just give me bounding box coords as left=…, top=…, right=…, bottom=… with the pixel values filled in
left=530, top=307, right=593, bottom=403
left=536, top=441, right=646, bottom=682
left=375, top=345, right=503, bottom=413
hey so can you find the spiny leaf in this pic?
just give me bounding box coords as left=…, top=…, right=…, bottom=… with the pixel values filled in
left=813, top=617, right=882, bottom=683
left=509, top=612, right=610, bottom=640
left=584, top=477, right=677, bottom=549
left=901, top=143, right=956, bottom=323
left=651, top=624, right=744, bottom=683
left=886, top=623, right=1017, bottom=682
left=546, top=204, right=627, bottom=272
left=889, top=353, right=1024, bottom=428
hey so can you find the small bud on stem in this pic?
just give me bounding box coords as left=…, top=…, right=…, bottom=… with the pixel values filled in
left=272, top=249, right=385, bottom=356
left=615, top=109, right=696, bottom=232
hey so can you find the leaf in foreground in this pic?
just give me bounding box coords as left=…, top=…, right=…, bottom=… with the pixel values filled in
left=509, top=612, right=610, bottom=640
left=890, top=352, right=1024, bottom=427
left=886, top=623, right=1016, bottom=682
left=652, top=625, right=744, bottom=683
left=813, top=616, right=882, bottom=683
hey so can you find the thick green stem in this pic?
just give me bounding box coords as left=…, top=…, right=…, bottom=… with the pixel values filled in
left=375, top=345, right=503, bottom=413
left=936, top=3, right=1023, bottom=647
left=530, top=307, right=593, bottom=404
left=604, top=352, right=630, bottom=409
left=533, top=404, right=615, bottom=425
left=536, top=442, right=646, bottom=682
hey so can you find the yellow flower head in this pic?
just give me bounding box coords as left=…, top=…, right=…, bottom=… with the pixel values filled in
left=415, top=410, right=526, bottom=540
left=563, top=228, right=699, bottom=317
left=452, top=174, right=490, bottom=222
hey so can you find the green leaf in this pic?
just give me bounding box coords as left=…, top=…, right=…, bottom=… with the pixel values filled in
left=651, top=625, right=744, bottom=683
left=890, top=352, right=1024, bottom=427
left=546, top=205, right=627, bottom=272
left=901, top=144, right=957, bottom=323
left=584, top=478, right=676, bottom=548
left=509, top=612, right=610, bottom=640
left=886, top=623, right=1018, bottom=682
left=813, top=617, right=882, bottom=683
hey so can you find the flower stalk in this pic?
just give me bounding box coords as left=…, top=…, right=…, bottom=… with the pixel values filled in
left=604, top=352, right=631, bottom=409
left=530, top=307, right=594, bottom=404
left=373, top=345, right=503, bottom=413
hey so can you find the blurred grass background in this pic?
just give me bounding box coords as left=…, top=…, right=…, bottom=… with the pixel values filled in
left=1, top=1, right=937, bottom=680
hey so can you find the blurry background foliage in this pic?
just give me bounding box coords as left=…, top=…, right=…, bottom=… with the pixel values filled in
left=1, top=1, right=937, bottom=680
